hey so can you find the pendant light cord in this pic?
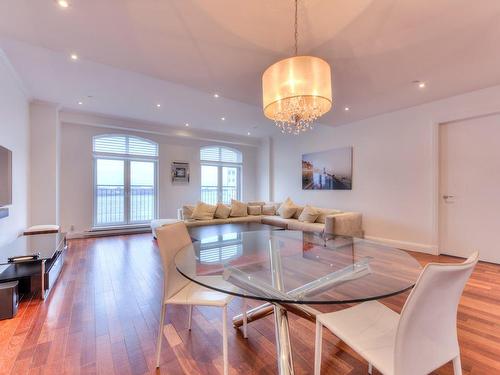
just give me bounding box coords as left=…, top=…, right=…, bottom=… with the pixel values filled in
left=294, top=0, right=298, bottom=56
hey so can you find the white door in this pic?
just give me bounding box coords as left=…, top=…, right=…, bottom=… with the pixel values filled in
left=439, top=115, right=500, bottom=263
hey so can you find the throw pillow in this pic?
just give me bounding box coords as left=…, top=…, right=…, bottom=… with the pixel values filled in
left=293, top=206, right=305, bottom=219
left=230, top=199, right=248, bottom=217
left=262, top=204, right=276, bottom=215
left=314, top=207, right=342, bottom=223
left=182, top=205, right=195, bottom=220
left=248, top=205, right=262, bottom=215
left=214, top=203, right=231, bottom=219
left=277, top=197, right=297, bottom=219
left=298, top=205, right=320, bottom=223
left=191, top=202, right=217, bottom=220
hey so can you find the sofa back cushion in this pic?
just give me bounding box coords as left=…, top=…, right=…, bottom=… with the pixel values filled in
left=214, top=203, right=231, bottom=219
left=262, top=204, right=277, bottom=216
left=314, top=207, right=342, bottom=223
left=182, top=205, right=195, bottom=220
left=298, top=205, right=320, bottom=223
left=247, top=201, right=266, bottom=207
left=248, top=205, right=262, bottom=215
left=230, top=199, right=248, bottom=217
left=192, top=202, right=217, bottom=220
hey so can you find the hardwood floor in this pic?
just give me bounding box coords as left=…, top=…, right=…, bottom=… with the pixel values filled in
left=0, top=233, right=499, bottom=374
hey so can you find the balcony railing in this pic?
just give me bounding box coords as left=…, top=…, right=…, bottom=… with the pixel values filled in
left=96, top=185, right=155, bottom=225
left=201, top=186, right=238, bottom=205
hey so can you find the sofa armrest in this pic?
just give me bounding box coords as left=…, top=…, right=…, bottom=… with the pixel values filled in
left=324, top=212, right=363, bottom=237
left=177, top=208, right=184, bottom=220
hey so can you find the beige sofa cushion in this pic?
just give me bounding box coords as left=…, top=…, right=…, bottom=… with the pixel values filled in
left=228, top=215, right=261, bottom=223
left=298, top=205, right=320, bottom=223
left=293, top=206, right=305, bottom=219
left=191, top=202, right=217, bottom=220
left=315, top=207, right=342, bottom=223
left=248, top=205, right=262, bottom=215
left=247, top=201, right=266, bottom=207
left=261, top=215, right=294, bottom=228
left=287, top=220, right=324, bottom=233
left=184, top=215, right=261, bottom=227
left=262, top=204, right=276, bottom=215
left=214, top=203, right=231, bottom=219
left=278, top=205, right=296, bottom=219
left=182, top=205, right=195, bottom=220
left=230, top=199, right=248, bottom=217
left=277, top=197, right=297, bottom=219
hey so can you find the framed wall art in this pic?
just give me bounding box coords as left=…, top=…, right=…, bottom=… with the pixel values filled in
left=171, top=161, right=190, bottom=184
left=302, top=147, right=352, bottom=190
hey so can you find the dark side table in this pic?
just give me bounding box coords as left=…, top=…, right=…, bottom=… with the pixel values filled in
left=0, top=233, right=67, bottom=301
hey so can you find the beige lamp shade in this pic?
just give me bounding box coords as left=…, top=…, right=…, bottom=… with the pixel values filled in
left=262, top=55, right=332, bottom=124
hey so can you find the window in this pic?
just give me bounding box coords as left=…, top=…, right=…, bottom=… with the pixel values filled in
left=93, top=135, right=158, bottom=227
left=200, top=146, right=242, bottom=204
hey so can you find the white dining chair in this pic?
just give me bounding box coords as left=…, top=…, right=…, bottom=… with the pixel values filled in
left=314, top=251, right=479, bottom=375
left=155, top=222, right=247, bottom=375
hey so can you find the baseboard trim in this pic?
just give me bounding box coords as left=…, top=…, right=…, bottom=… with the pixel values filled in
left=67, top=227, right=151, bottom=239
left=364, top=235, right=438, bottom=255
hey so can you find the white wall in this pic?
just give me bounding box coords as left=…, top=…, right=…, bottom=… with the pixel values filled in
left=257, top=137, right=272, bottom=201
left=271, top=84, right=500, bottom=253
left=0, top=52, right=29, bottom=247
left=60, top=121, right=259, bottom=234
left=29, top=101, right=60, bottom=226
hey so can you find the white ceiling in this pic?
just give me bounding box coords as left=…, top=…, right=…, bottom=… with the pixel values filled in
left=1, top=0, right=500, bottom=136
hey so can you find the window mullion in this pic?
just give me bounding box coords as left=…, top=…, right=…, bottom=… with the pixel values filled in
left=124, top=159, right=131, bottom=224
left=218, top=165, right=223, bottom=203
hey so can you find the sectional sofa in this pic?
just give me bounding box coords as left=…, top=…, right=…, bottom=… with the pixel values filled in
left=173, top=200, right=363, bottom=238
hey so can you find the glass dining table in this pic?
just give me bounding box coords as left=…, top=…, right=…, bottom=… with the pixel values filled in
left=175, top=230, right=422, bottom=375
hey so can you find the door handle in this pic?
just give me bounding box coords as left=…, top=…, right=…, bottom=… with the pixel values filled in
left=443, top=195, right=455, bottom=199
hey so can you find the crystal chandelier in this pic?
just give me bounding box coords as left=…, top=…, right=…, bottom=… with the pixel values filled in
left=262, top=0, right=333, bottom=135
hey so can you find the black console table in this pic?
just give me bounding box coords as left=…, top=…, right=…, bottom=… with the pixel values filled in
left=0, top=233, right=67, bottom=300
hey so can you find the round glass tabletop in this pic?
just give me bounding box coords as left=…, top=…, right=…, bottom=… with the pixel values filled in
left=174, top=230, right=422, bottom=304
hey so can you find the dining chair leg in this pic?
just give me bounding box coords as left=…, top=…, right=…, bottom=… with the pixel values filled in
left=452, top=355, right=462, bottom=375
left=222, top=306, right=229, bottom=375
left=368, top=363, right=373, bottom=374
left=314, top=320, right=323, bottom=375
left=156, top=303, right=167, bottom=368
left=188, top=305, right=193, bottom=330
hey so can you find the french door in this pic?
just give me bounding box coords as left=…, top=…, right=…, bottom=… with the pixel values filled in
left=201, top=164, right=241, bottom=205
left=94, top=157, right=157, bottom=227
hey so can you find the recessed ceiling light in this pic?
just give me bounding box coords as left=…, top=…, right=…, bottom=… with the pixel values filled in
left=156, top=104, right=161, bottom=108
left=221, top=117, right=225, bottom=121
left=185, top=123, right=189, bottom=127
left=413, top=80, right=426, bottom=89
left=247, top=132, right=251, bottom=136
left=213, top=93, right=220, bottom=98
left=78, top=101, right=83, bottom=105
left=344, top=107, right=350, bottom=111
left=70, top=53, right=78, bottom=60
left=57, top=0, right=69, bottom=8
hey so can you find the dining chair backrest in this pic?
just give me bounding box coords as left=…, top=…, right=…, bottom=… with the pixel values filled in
left=394, top=252, right=479, bottom=375
left=156, top=222, right=193, bottom=300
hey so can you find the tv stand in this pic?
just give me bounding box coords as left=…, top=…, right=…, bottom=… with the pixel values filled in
left=0, top=233, right=67, bottom=300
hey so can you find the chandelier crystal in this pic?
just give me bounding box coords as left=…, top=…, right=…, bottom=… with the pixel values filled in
left=262, top=0, right=333, bottom=135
